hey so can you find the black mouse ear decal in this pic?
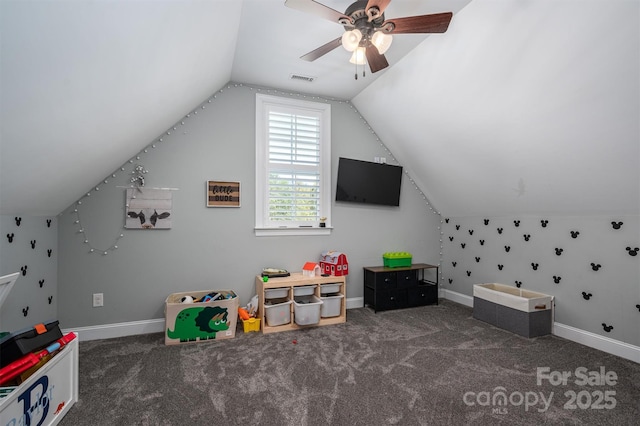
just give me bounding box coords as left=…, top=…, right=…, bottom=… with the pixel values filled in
left=6, top=233, right=14, bottom=243
left=46, top=219, right=52, bottom=227
left=484, top=219, right=490, bottom=225
left=15, top=217, right=22, bottom=226
left=22, top=306, right=29, bottom=316
left=611, top=221, right=623, bottom=230
left=541, top=219, right=549, bottom=227
left=515, top=281, right=522, bottom=288
left=582, top=292, right=592, bottom=300
left=553, top=276, right=561, bottom=284
left=601, top=323, right=613, bottom=332
left=570, top=231, right=580, bottom=238
left=626, top=247, right=639, bottom=256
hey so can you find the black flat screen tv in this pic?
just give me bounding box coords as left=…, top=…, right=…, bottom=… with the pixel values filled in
left=335, top=157, right=403, bottom=206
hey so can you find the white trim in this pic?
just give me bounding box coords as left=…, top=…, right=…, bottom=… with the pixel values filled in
left=346, top=296, right=364, bottom=310
left=255, top=226, right=332, bottom=237
left=553, top=322, right=640, bottom=364
left=62, top=318, right=165, bottom=341
left=443, top=289, right=639, bottom=364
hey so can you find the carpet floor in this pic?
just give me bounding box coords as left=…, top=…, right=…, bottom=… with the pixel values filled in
left=59, top=300, right=639, bottom=425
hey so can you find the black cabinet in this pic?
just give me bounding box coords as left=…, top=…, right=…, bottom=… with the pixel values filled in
left=364, top=263, right=438, bottom=312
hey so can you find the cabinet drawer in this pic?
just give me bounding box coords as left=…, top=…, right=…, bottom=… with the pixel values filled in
left=396, top=270, right=418, bottom=288
left=377, top=289, right=408, bottom=311
left=375, top=272, right=397, bottom=289
left=408, top=283, right=438, bottom=307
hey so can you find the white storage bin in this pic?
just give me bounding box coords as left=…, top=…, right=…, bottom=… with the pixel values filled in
left=264, top=287, right=289, bottom=299
left=293, top=285, right=317, bottom=297
left=320, top=283, right=342, bottom=295
left=320, top=293, right=344, bottom=318
left=293, top=295, right=323, bottom=325
left=264, top=299, right=292, bottom=327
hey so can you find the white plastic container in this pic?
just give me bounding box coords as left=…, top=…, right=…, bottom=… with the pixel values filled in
left=264, top=299, right=292, bottom=326
left=320, top=294, right=344, bottom=318
left=320, top=283, right=341, bottom=295
left=264, top=287, right=289, bottom=300
left=293, top=295, right=323, bottom=325
left=293, top=285, right=316, bottom=297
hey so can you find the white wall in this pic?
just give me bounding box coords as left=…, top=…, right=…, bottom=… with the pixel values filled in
left=0, top=215, right=57, bottom=331
left=442, top=215, right=640, bottom=347
left=56, top=84, right=443, bottom=328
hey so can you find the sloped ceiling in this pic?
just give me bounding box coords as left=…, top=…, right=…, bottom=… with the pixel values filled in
left=1, top=0, right=638, bottom=218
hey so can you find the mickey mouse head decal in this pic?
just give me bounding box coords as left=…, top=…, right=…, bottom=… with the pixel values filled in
left=590, top=263, right=602, bottom=271
left=570, top=231, right=580, bottom=239
left=611, top=221, right=623, bottom=230
left=602, top=323, right=613, bottom=333
left=515, top=281, right=522, bottom=288
left=553, top=276, right=561, bottom=284
left=626, top=247, right=639, bottom=257
left=582, top=292, right=592, bottom=300
left=555, top=248, right=563, bottom=256
left=541, top=220, right=549, bottom=228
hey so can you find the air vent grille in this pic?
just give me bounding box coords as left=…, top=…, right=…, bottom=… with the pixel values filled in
left=290, top=74, right=315, bottom=83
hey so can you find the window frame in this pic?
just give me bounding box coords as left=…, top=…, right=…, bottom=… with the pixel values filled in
left=255, top=93, right=332, bottom=236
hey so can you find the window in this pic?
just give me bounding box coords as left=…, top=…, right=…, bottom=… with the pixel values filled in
left=255, top=94, right=331, bottom=236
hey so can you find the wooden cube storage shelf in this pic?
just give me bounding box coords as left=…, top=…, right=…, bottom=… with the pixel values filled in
left=256, top=273, right=346, bottom=334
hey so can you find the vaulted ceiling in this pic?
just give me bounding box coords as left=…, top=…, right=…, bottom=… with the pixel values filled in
left=1, top=0, right=638, bottom=217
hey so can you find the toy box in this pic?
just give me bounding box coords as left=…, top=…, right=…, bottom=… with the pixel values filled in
left=382, top=252, right=413, bottom=268
left=0, top=336, right=79, bottom=426
left=164, top=290, right=238, bottom=345
left=473, top=283, right=553, bottom=338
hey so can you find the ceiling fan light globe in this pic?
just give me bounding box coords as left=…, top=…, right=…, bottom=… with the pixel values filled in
left=371, top=31, right=393, bottom=54
left=341, top=29, right=362, bottom=52
left=349, top=47, right=367, bottom=65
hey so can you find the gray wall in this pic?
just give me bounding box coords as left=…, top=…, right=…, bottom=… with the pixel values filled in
left=0, top=215, right=57, bottom=331
left=56, top=84, right=443, bottom=328
left=442, top=215, right=640, bottom=346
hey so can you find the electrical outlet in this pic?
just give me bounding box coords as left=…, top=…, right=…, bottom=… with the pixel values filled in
left=93, top=293, right=104, bottom=307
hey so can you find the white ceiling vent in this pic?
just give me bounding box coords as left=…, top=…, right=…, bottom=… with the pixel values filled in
left=289, top=74, right=315, bottom=83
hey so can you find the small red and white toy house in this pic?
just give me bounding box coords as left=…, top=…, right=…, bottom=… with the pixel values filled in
left=302, top=262, right=321, bottom=277
left=319, top=251, right=349, bottom=276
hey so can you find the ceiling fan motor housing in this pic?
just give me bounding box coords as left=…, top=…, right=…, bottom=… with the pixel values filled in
left=342, top=0, right=386, bottom=46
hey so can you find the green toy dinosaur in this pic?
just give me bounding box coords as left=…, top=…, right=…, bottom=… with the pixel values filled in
left=167, top=306, right=230, bottom=342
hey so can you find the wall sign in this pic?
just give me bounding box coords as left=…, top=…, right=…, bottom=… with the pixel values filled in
left=125, top=188, right=172, bottom=229
left=207, top=180, right=240, bottom=207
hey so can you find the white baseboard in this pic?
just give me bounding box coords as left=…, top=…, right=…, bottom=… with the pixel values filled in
left=63, top=318, right=165, bottom=342
left=442, top=289, right=640, bottom=364
left=64, top=296, right=366, bottom=342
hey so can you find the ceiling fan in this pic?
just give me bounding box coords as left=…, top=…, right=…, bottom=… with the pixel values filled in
left=285, top=0, right=453, bottom=76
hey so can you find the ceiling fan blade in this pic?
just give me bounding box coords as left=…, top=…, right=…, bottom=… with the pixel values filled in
left=285, top=0, right=352, bottom=24
left=365, top=0, right=392, bottom=19
left=300, top=37, right=342, bottom=62
left=384, top=12, right=453, bottom=34
left=365, top=45, right=389, bottom=73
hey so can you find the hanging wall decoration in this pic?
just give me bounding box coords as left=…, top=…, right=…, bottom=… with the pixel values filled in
left=125, top=188, right=172, bottom=229
left=206, top=180, right=241, bottom=207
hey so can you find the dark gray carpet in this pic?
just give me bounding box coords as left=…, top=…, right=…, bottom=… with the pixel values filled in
left=59, top=300, right=639, bottom=425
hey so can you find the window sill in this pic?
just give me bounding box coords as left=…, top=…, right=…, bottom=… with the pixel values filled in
left=255, top=227, right=333, bottom=237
